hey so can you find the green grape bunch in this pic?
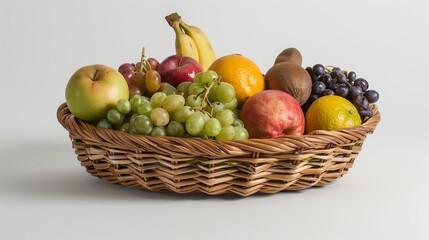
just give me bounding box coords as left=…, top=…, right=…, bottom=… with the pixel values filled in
left=95, top=70, right=249, bottom=141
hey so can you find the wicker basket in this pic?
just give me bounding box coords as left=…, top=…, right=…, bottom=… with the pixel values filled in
left=57, top=102, right=380, bottom=196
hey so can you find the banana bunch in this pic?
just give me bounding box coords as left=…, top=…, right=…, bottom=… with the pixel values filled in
left=165, top=13, right=216, bottom=71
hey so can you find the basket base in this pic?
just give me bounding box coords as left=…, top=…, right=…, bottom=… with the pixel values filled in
left=73, top=138, right=356, bottom=196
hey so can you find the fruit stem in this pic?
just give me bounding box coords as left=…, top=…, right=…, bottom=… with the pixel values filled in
left=325, top=65, right=334, bottom=73
left=202, top=79, right=216, bottom=101
left=140, top=47, right=146, bottom=73
left=139, top=47, right=151, bottom=72
left=197, top=78, right=218, bottom=116
left=92, top=69, right=100, bottom=81
left=178, top=54, right=183, bottom=67
left=165, top=12, right=181, bottom=26
left=190, top=78, right=218, bottom=117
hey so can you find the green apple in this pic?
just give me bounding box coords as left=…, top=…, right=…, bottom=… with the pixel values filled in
left=65, top=64, right=129, bottom=123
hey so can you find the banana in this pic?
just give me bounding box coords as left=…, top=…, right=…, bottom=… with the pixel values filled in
left=178, top=19, right=216, bottom=71
left=167, top=18, right=199, bottom=62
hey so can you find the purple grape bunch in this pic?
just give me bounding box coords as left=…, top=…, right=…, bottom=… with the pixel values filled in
left=302, top=64, right=379, bottom=120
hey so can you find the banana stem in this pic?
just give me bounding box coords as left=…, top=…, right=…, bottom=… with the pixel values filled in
left=165, top=12, right=181, bottom=26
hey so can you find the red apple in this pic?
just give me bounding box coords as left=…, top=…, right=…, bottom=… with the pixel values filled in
left=240, top=90, right=305, bottom=139
left=157, top=55, right=203, bottom=87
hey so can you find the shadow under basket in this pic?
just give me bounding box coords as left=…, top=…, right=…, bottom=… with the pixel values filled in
left=57, top=103, right=381, bottom=196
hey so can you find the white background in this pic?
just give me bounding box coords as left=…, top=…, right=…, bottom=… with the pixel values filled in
left=1, top=0, right=428, bottom=239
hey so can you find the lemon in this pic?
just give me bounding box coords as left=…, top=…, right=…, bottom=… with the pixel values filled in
left=305, top=95, right=362, bottom=133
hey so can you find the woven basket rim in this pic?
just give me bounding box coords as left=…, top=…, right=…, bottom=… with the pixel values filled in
left=57, top=102, right=380, bottom=158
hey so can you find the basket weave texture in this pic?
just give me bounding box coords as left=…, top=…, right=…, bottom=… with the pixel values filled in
left=57, top=103, right=380, bottom=196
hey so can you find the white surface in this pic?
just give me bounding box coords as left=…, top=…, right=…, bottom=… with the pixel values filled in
left=1, top=0, right=428, bottom=239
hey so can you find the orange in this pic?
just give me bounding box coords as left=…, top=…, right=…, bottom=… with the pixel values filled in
left=305, top=95, right=362, bottom=133
left=208, top=54, right=265, bottom=105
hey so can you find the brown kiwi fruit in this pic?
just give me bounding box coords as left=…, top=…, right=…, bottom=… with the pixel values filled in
left=274, top=48, right=302, bottom=66
left=265, top=61, right=312, bottom=105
